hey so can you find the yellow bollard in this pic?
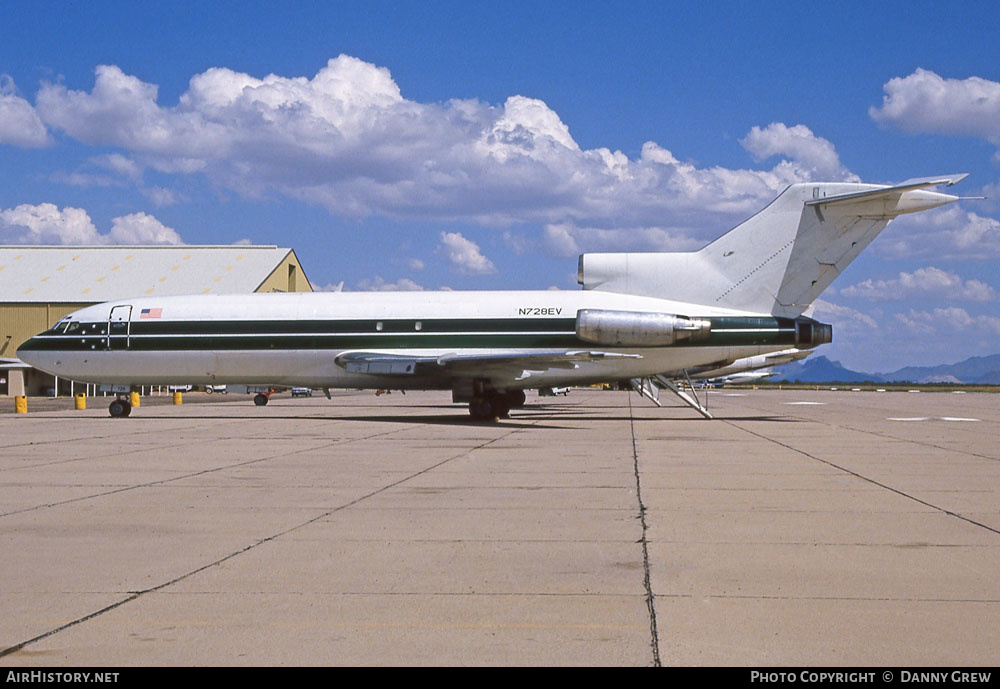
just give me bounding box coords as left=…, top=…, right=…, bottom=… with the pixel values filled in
left=15, top=396, right=27, bottom=414
left=173, top=391, right=183, bottom=405
left=130, top=391, right=140, bottom=408
left=75, top=393, right=86, bottom=410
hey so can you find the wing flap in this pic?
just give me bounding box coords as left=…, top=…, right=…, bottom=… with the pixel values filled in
left=335, top=350, right=641, bottom=378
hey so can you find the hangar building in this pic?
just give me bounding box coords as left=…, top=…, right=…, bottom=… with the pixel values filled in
left=0, top=245, right=311, bottom=397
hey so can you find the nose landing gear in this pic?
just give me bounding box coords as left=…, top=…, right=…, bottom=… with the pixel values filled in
left=108, top=397, right=132, bottom=418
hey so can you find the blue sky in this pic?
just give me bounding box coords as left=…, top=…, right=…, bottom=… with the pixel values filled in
left=2, top=1, right=999, bottom=371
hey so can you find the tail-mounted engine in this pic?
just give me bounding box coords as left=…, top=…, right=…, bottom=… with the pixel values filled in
left=576, top=309, right=711, bottom=347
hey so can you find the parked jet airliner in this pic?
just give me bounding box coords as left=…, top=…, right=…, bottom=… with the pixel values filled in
left=18, top=176, right=967, bottom=419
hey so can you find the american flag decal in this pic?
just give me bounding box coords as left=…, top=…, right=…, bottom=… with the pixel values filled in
left=140, top=308, right=163, bottom=319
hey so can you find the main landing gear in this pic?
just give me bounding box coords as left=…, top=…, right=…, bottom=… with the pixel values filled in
left=253, top=392, right=270, bottom=406
left=108, top=397, right=132, bottom=418
left=468, top=390, right=526, bottom=421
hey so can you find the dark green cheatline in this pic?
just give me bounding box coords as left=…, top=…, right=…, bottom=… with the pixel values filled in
left=19, top=316, right=799, bottom=352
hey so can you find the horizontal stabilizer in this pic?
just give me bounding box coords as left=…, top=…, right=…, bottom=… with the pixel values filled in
left=805, top=174, right=967, bottom=209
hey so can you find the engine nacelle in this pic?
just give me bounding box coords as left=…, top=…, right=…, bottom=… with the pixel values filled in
left=795, top=317, right=833, bottom=347
left=576, top=309, right=711, bottom=347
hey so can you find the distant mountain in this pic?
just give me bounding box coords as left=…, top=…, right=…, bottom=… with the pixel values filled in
left=771, top=356, right=885, bottom=383
left=881, top=354, right=1000, bottom=384
left=770, top=353, right=1000, bottom=384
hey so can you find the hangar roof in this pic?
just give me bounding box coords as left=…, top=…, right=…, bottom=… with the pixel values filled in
left=0, top=245, right=300, bottom=302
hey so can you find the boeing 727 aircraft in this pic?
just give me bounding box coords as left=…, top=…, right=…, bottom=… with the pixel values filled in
left=18, top=175, right=968, bottom=419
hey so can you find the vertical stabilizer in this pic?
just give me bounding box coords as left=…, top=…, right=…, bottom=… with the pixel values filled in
left=579, top=176, right=965, bottom=316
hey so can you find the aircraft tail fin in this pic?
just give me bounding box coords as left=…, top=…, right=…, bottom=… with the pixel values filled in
left=579, top=175, right=966, bottom=316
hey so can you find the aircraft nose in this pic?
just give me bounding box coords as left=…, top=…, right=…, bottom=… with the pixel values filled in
left=16, top=336, right=45, bottom=369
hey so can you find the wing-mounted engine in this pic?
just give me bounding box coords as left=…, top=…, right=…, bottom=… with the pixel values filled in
left=576, top=309, right=711, bottom=347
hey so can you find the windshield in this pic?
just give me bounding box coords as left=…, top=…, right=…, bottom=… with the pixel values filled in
left=62, top=322, right=107, bottom=336
left=48, top=319, right=71, bottom=334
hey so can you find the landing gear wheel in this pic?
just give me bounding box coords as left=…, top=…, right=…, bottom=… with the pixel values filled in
left=469, top=396, right=497, bottom=421
left=109, top=398, right=132, bottom=418
left=253, top=393, right=269, bottom=406
left=493, top=398, right=511, bottom=418
left=504, top=390, right=526, bottom=408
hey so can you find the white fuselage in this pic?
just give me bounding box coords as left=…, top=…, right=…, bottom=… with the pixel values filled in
left=18, top=290, right=802, bottom=390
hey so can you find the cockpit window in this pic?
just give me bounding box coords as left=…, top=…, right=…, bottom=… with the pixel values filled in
left=61, top=322, right=107, bottom=336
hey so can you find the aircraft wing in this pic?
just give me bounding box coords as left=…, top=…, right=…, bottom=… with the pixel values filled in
left=335, top=350, right=641, bottom=382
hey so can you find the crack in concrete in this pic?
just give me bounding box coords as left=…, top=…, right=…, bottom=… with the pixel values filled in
left=725, top=420, right=1000, bottom=540
left=628, top=393, right=661, bottom=668
left=0, top=420, right=529, bottom=659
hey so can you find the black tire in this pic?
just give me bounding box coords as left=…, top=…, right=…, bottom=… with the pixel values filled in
left=469, top=397, right=495, bottom=420
left=504, top=390, right=527, bottom=408
left=109, top=399, right=131, bottom=418
left=253, top=393, right=269, bottom=406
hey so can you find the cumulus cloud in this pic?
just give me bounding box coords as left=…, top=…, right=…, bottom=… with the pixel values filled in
left=543, top=222, right=705, bottom=257
left=96, top=153, right=143, bottom=181
left=29, top=57, right=850, bottom=240
left=438, top=231, right=497, bottom=274
left=142, top=186, right=182, bottom=206
left=809, top=298, right=1000, bottom=372
left=310, top=280, right=344, bottom=292
left=870, top=69, right=1000, bottom=144
left=740, top=123, right=857, bottom=181
left=107, top=212, right=183, bottom=244
left=812, top=298, right=879, bottom=332
left=895, top=307, right=1000, bottom=337
left=355, top=276, right=424, bottom=291
left=840, top=266, right=996, bottom=302
left=0, top=203, right=182, bottom=245
left=0, top=75, right=50, bottom=147
left=876, top=206, right=1000, bottom=260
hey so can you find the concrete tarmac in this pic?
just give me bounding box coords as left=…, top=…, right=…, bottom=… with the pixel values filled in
left=1, top=388, right=998, bottom=666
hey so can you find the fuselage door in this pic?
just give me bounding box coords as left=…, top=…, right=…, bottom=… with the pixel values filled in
left=108, top=305, right=132, bottom=350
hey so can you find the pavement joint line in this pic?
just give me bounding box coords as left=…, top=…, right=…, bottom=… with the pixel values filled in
left=628, top=392, right=662, bottom=669
left=0, top=420, right=228, bottom=458
left=714, top=396, right=999, bottom=463
left=0, top=410, right=550, bottom=660
left=0, top=410, right=346, bottom=471
left=0, top=424, right=409, bottom=518
left=0, top=428, right=248, bottom=474
left=653, top=594, right=1000, bottom=603
left=832, top=422, right=999, bottom=463
left=723, top=420, right=1000, bottom=540
left=142, top=591, right=1000, bottom=603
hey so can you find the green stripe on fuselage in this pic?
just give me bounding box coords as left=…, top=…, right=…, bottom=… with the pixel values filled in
left=21, top=316, right=798, bottom=351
